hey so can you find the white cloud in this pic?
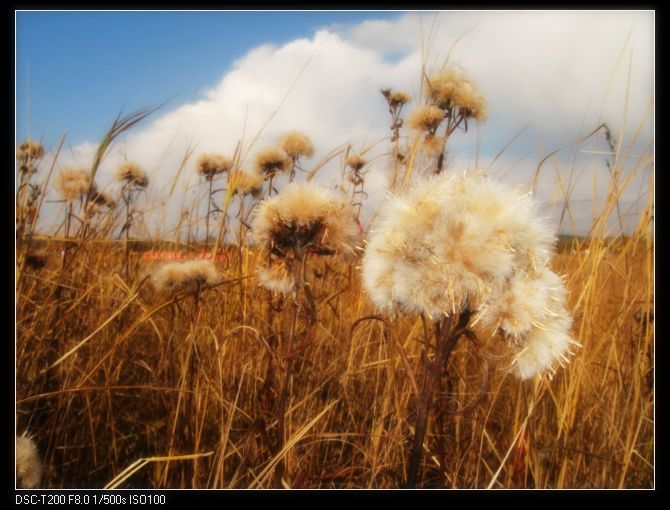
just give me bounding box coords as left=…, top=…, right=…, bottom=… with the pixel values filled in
left=38, top=11, right=653, bottom=237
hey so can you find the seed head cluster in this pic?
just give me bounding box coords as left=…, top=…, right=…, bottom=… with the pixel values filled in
left=279, top=131, right=315, bottom=160
left=346, top=154, right=367, bottom=172
left=425, top=68, right=487, bottom=122
left=229, top=168, right=264, bottom=198
left=407, top=105, right=446, bottom=132
left=252, top=182, right=360, bottom=257
left=197, top=153, right=233, bottom=179
left=115, top=162, right=149, bottom=188
left=362, top=171, right=575, bottom=379
left=16, top=140, right=45, bottom=161
left=252, top=182, right=360, bottom=293
left=151, top=259, right=223, bottom=295
left=54, top=168, right=92, bottom=201
left=255, top=147, right=291, bottom=178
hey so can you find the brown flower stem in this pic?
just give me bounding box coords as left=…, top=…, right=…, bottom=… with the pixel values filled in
left=206, top=177, right=213, bottom=248
left=405, top=309, right=471, bottom=488
left=273, top=250, right=306, bottom=488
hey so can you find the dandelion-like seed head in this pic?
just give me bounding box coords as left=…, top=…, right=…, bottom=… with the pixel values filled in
left=509, top=312, right=576, bottom=380
left=151, top=259, right=223, bottom=295
left=454, top=81, right=487, bottom=122
left=255, top=147, right=291, bottom=178
left=16, top=140, right=44, bottom=162
left=346, top=154, right=367, bottom=172
left=230, top=168, right=264, bottom=198
left=16, top=433, right=42, bottom=489
left=252, top=182, right=360, bottom=258
left=279, top=131, right=315, bottom=160
left=54, top=168, right=92, bottom=201
left=362, top=171, right=556, bottom=320
left=407, top=105, right=446, bottom=132
left=196, top=153, right=233, bottom=179
left=425, top=68, right=487, bottom=121
left=383, top=89, right=412, bottom=108
left=88, top=186, right=115, bottom=209
left=115, top=162, right=149, bottom=188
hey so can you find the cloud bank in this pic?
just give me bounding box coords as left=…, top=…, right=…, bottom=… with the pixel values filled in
left=38, top=11, right=653, bottom=237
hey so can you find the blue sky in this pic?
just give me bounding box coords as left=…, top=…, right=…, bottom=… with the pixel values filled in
left=16, top=11, right=401, bottom=146
left=16, top=11, right=653, bottom=236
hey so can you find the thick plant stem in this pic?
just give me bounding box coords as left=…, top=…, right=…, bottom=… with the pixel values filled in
left=405, top=310, right=471, bottom=488
left=273, top=251, right=306, bottom=488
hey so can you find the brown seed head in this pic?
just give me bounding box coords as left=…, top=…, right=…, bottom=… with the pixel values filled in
left=115, top=162, right=149, bottom=188
left=255, top=147, right=291, bottom=177
left=279, top=131, right=314, bottom=159
left=407, top=105, right=446, bottom=132
left=196, top=153, right=233, bottom=178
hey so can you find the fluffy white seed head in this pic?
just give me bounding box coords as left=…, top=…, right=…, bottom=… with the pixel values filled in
left=478, top=267, right=567, bottom=340
left=151, top=260, right=222, bottom=294
left=115, top=162, right=149, bottom=188
left=362, top=171, right=556, bottom=320
left=425, top=68, right=487, bottom=121
left=16, top=140, right=44, bottom=162
left=16, top=434, right=42, bottom=489
left=509, top=312, right=576, bottom=380
left=196, top=153, right=232, bottom=178
left=54, top=168, right=92, bottom=201
left=279, top=131, right=314, bottom=160
left=229, top=168, right=264, bottom=198
left=251, top=182, right=360, bottom=258
left=255, top=147, right=291, bottom=177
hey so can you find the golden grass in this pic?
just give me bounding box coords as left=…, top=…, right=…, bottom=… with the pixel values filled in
left=15, top=207, right=653, bottom=488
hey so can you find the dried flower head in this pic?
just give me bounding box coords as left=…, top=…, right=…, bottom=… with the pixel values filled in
left=382, top=88, right=412, bottom=108
left=151, top=259, right=223, bottom=295
left=196, top=153, right=233, bottom=178
left=16, top=434, right=42, bottom=489
left=362, top=171, right=556, bottom=320
left=279, top=131, right=315, bottom=160
left=346, top=154, right=367, bottom=172
left=363, top=171, right=575, bottom=379
left=89, top=189, right=115, bottom=209
left=252, top=182, right=360, bottom=258
left=407, top=105, right=446, bottom=132
left=255, top=147, right=291, bottom=178
left=425, top=69, right=487, bottom=121
left=16, top=140, right=44, bottom=162
left=115, top=162, right=149, bottom=188
left=54, top=168, right=92, bottom=201
left=230, top=168, right=265, bottom=198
